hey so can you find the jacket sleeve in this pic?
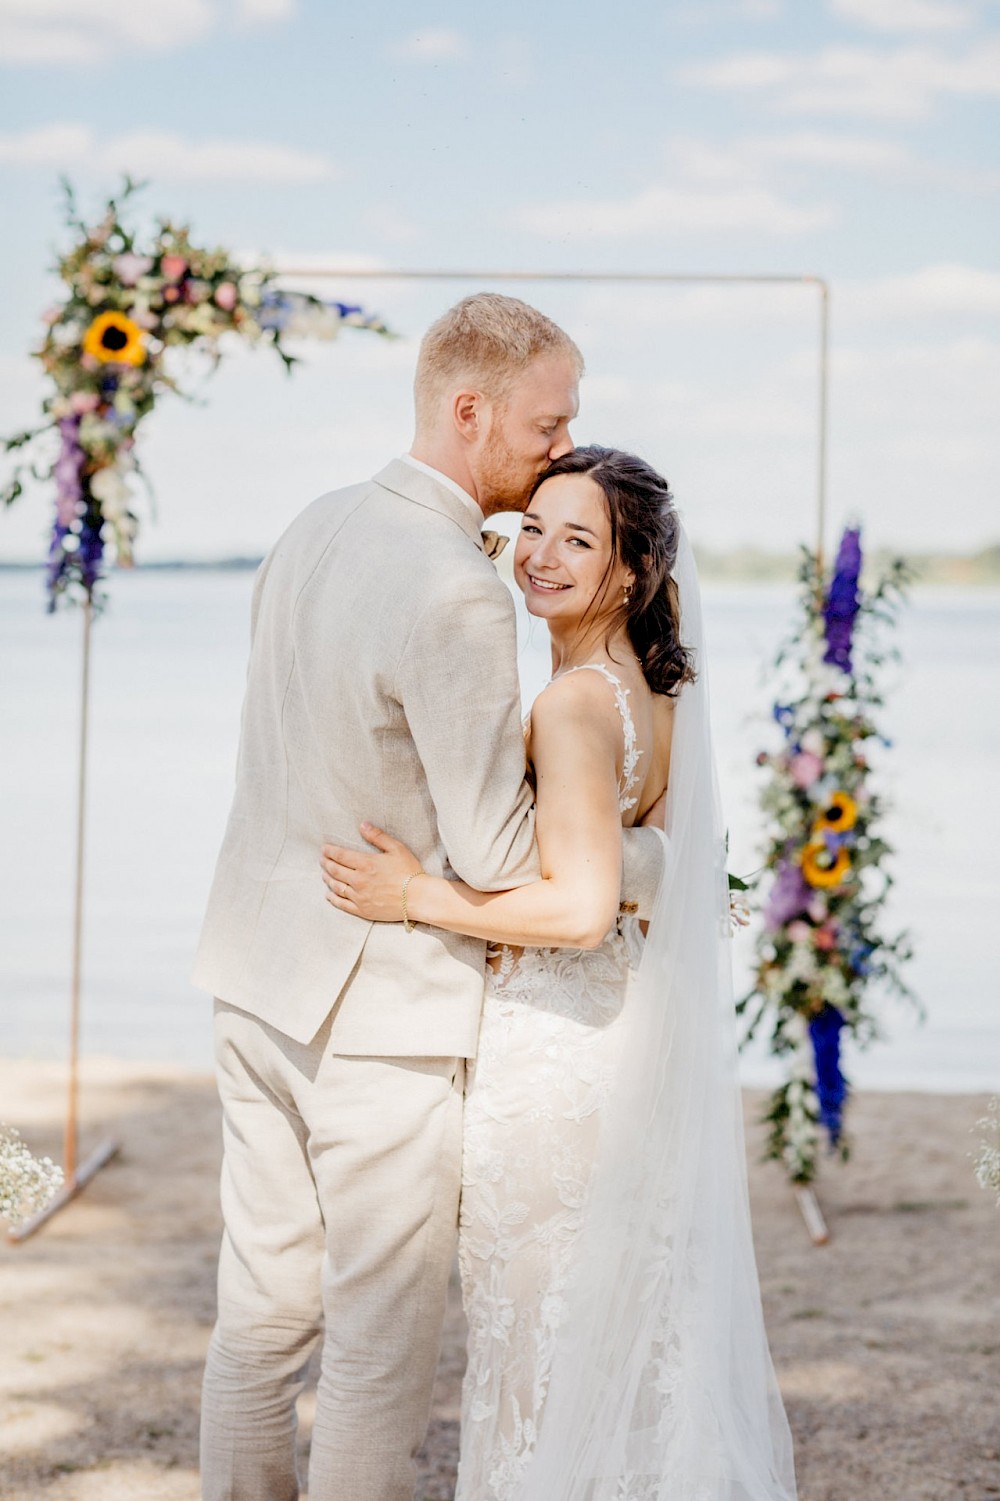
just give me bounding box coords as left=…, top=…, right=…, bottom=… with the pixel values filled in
left=397, top=570, right=540, bottom=892
left=620, top=825, right=668, bottom=921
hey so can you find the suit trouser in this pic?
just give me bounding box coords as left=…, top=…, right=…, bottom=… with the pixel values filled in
left=200, top=1000, right=465, bottom=1501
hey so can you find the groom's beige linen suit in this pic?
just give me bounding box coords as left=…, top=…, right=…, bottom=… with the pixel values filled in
left=193, top=458, right=663, bottom=1501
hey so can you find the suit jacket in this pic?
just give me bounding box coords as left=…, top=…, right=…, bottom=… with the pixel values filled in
left=192, top=459, right=664, bottom=1055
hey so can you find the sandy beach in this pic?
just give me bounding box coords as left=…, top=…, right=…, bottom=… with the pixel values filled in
left=0, top=1058, right=997, bottom=1501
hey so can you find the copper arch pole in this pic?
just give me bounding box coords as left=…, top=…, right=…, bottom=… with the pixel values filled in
left=9, top=596, right=119, bottom=1245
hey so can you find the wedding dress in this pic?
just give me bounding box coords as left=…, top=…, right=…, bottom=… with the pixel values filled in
left=456, top=534, right=797, bottom=1501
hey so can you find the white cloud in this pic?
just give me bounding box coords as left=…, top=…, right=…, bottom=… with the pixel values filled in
left=842, top=264, right=1000, bottom=320
left=746, top=131, right=912, bottom=171
left=0, top=0, right=214, bottom=64
left=830, top=0, right=975, bottom=32
left=578, top=281, right=820, bottom=336
left=660, top=131, right=912, bottom=190
left=679, top=40, right=1000, bottom=120
left=670, top=0, right=784, bottom=23
left=0, top=123, right=336, bottom=183
left=235, top=0, right=296, bottom=21
left=389, top=28, right=469, bottom=62
left=518, top=182, right=833, bottom=240
left=667, top=129, right=1000, bottom=194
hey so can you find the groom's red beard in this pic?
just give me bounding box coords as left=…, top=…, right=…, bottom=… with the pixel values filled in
left=477, top=419, right=543, bottom=515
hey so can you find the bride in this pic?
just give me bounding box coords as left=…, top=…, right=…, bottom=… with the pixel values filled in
left=320, top=445, right=797, bottom=1501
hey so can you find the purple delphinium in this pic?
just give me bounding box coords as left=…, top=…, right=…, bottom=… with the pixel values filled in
left=823, top=526, right=863, bottom=673
left=46, top=415, right=103, bottom=610
left=53, top=416, right=83, bottom=525
left=764, top=857, right=811, bottom=932
left=808, top=1003, right=847, bottom=1143
left=257, top=290, right=291, bottom=332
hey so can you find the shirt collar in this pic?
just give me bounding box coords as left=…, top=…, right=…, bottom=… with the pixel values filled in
left=400, top=454, right=485, bottom=529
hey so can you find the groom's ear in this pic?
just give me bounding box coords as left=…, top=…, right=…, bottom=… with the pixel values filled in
left=452, top=388, right=487, bottom=442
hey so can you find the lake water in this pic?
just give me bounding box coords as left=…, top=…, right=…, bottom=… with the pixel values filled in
left=1, top=567, right=997, bottom=1093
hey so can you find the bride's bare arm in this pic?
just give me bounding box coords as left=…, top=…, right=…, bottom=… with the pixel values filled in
left=322, top=672, right=627, bottom=949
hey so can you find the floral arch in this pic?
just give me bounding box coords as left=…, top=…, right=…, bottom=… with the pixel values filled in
left=3, top=180, right=392, bottom=611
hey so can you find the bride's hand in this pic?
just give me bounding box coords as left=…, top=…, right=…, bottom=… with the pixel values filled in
left=320, top=822, right=424, bottom=922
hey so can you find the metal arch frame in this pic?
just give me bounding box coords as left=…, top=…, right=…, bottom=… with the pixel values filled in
left=10, top=265, right=833, bottom=1245
left=276, top=266, right=831, bottom=563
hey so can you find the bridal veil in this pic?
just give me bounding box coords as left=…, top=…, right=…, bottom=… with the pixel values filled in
left=515, top=529, right=797, bottom=1501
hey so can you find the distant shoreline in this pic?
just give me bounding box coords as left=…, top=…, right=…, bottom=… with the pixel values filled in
left=3, top=547, right=1000, bottom=587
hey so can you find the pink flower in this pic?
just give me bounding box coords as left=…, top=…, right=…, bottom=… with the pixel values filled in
left=789, top=751, right=823, bottom=788
left=113, top=253, right=154, bottom=287
left=787, top=920, right=812, bottom=944
left=161, top=255, right=188, bottom=282
left=214, top=281, right=238, bottom=311
left=69, top=391, right=100, bottom=414
left=815, top=923, right=839, bottom=952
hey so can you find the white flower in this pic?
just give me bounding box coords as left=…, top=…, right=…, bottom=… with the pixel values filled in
left=821, top=969, right=849, bottom=1006
left=238, top=274, right=263, bottom=308
left=974, top=1100, right=1000, bottom=1206
left=0, top=1126, right=63, bottom=1226
left=90, top=464, right=131, bottom=519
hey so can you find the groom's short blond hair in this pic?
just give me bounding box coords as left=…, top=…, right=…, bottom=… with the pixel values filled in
left=414, top=293, right=583, bottom=426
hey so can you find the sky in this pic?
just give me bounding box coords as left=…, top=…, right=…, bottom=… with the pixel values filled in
left=0, top=0, right=998, bottom=564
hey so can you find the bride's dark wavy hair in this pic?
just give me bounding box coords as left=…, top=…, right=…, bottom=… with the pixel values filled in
left=529, top=445, right=696, bottom=698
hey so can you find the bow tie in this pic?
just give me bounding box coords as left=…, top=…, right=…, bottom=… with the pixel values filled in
left=481, top=529, right=510, bottom=561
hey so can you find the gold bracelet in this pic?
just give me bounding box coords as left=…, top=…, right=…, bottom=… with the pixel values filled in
left=401, top=872, right=420, bottom=933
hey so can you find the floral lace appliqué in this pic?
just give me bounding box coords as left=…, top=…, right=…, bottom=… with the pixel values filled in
left=456, top=930, right=637, bottom=1500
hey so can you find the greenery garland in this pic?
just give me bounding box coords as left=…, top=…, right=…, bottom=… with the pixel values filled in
left=738, top=527, right=917, bottom=1184
left=2, top=179, right=393, bottom=610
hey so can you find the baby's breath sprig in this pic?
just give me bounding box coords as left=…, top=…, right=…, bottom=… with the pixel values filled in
left=0, top=1125, right=64, bottom=1228
left=973, top=1098, right=1000, bottom=1206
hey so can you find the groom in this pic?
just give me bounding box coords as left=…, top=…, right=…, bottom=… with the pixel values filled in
left=193, top=292, right=664, bottom=1501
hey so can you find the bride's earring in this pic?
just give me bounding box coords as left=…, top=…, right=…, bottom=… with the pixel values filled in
left=623, top=581, right=633, bottom=604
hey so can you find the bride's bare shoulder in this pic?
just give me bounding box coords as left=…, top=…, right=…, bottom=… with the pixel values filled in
left=527, top=670, right=624, bottom=755
left=531, top=666, right=626, bottom=722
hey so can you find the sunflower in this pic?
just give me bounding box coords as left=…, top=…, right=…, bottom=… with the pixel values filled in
left=802, top=840, right=851, bottom=889
left=813, top=789, right=857, bottom=835
left=82, top=311, right=146, bottom=367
